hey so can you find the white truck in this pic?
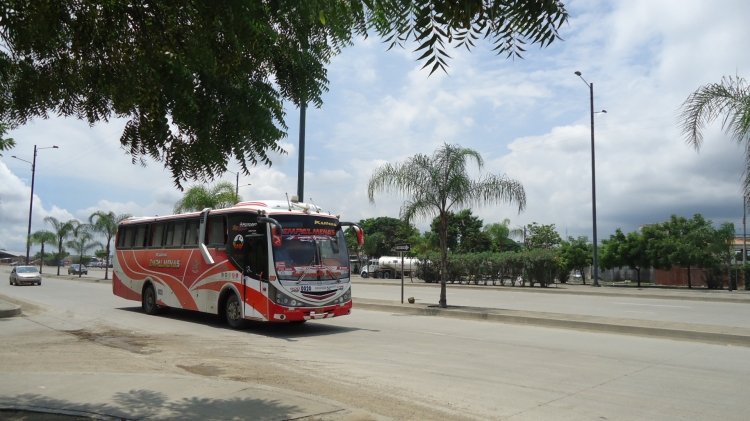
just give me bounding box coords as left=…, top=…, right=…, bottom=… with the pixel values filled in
left=360, top=256, right=420, bottom=279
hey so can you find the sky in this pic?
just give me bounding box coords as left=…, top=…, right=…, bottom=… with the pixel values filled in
left=2, top=0, right=750, bottom=255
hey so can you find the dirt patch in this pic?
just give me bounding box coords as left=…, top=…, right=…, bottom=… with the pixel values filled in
left=176, top=363, right=224, bottom=377
left=66, top=328, right=158, bottom=355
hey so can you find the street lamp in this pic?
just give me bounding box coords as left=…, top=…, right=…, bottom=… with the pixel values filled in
left=12, top=145, right=59, bottom=264
left=238, top=183, right=252, bottom=199
left=574, top=71, right=606, bottom=287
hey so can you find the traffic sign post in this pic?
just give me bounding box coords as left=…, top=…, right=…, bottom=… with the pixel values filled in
left=394, top=244, right=410, bottom=303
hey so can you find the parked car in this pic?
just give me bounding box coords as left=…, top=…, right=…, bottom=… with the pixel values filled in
left=87, top=261, right=102, bottom=268
left=10, top=265, right=42, bottom=286
left=68, top=264, right=88, bottom=275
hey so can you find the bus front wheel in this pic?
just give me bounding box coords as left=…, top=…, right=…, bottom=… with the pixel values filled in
left=225, top=293, right=246, bottom=329
left=142, top=284, right=160, bottom=315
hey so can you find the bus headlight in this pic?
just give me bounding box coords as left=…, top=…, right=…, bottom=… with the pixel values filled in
left=324, top=289, right=350, bottom=306
left=274, top=290, right=306, bottom=307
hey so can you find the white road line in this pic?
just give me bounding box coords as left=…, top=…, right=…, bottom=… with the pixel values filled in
left=612, top=301, right=691, bottom=309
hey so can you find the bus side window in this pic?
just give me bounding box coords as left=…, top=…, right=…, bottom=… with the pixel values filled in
left=116, top=226, right=123, bottom=248
left=134, top=225, right=149, bottom=248
left=184, top=219, right=199, bottom=246
left=123, top=226, right=135, bottom=249
left=150, top=223, right=165, bottom=248
left=172, top=222, right=185, bottom=247
left=207, top=215, right=226, bottom=246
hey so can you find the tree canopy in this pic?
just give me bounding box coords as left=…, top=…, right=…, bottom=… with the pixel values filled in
left=430, top=209, right=492, bottom=253
left=173, top=181, right=240, bottom=213
left=602, top=215, right=735, bottom=288
left=559, top=236, right=590, bottom=284
left=523, top=222, right=561, bottom=250
left=357, top=216, right=419, bottom=257
left=0, top=1, right=568, bottom=186
left=0, top=122, right=14, bottom=156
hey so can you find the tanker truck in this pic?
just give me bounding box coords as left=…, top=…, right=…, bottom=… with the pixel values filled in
left=360, top=256, right=420, bottom=279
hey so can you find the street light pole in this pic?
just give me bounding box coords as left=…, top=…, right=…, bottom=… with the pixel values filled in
left=226, top=170, right=240, bottom=197
left=12, top=144, right=59, bottom=264
left=575, top=71, right=604, bottom=287
left=297, top=103, right=306, bottom=202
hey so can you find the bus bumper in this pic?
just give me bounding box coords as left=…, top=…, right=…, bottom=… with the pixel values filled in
left=269, top=301, right=352, bottom=322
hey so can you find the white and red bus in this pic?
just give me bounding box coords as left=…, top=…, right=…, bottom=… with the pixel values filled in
left=113, top=199, right=364, bottom=328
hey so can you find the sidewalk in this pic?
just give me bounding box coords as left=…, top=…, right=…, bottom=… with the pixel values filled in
left=0, top=299, right=20, bottom=318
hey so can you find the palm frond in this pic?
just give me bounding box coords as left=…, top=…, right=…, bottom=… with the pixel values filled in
left=680, top=75, right=750, bottom=149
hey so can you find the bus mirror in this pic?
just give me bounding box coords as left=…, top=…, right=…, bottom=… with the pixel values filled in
left=271, top=225, right=282, bottom=247
left=339, top=222, right=365, bottom=247
left=258, top=216, right=283, bottom=247
left=355, top=226, right=364, bottom=247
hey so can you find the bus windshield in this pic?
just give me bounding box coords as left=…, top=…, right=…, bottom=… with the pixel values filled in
left=273, top=231, right=350, bottom=281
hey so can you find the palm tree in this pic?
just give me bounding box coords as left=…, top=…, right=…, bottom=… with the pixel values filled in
left=89, top=211, right=131, bottom=280
left=173, top=181, right=240, bottom=213
left=44, top=216, right=77, bottom=275
left=680, top=75, right=750, bottom=193
left=66, top=224, right=101, bottom=278
left=483, top=218, right=524, bottom=252
left=30, top=230, right=56, bottom=273
left=368, top=143, right=526, bottom=307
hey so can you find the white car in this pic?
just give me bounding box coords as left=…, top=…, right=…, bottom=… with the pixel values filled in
left=10, top=265, right=42, bottom=286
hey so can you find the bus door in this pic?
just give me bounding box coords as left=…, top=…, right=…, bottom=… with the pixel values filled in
left=227, top=213, right=267, bottom=319
left=243, top=232, right=268, bottom=318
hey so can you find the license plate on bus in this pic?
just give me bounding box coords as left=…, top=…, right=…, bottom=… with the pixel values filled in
left=300, top=285, right=335, bottom=293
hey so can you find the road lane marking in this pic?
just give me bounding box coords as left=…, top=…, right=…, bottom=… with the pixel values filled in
left=611, top=301, right=690, bottom=309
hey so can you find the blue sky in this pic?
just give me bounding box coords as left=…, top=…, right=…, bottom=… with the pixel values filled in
left=2, top=0, right=750, bottom=254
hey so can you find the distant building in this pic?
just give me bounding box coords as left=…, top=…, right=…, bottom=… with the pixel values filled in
left=0, top=250, right=25, bottom=265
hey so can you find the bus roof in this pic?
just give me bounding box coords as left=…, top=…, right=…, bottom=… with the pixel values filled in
left=119, top=199, right=338, bottom=225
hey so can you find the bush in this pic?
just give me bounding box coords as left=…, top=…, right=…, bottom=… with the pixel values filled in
left=415, top=249, right=563, bottom=287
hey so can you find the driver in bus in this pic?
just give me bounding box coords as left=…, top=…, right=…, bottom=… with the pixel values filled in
left=276, top=239, right=314, bottom=267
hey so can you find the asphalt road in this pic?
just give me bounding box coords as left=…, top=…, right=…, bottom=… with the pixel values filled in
left=2, top=268, right=750, bottom=420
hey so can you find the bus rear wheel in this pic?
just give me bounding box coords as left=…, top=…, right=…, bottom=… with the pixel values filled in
left=142, top=284, right=160, bottom=315
left=225, top=293, right=246, bottom=329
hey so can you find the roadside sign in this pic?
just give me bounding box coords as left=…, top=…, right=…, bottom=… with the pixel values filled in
left=394, top=244, right=410, bottom=252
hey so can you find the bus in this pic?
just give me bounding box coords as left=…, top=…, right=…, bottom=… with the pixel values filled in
left=112, top=199, right=364, bottom=328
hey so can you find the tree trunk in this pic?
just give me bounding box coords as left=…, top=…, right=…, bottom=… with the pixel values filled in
left=104, top=242, right=111, bottom=280
left=636, top=267, right=641, bottom=288
left=39, top=243, right=45, bottom=274
left=56, top=240, right=63, bottom=276
left=439, top=213, right=448, bottom=308
left=687, top=265, right=692, bottom=289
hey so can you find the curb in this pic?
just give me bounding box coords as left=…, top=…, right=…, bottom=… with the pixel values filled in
left=354, top=278, right=750, bottom=304
left=0, top=300, right=21, bottom=318
left=354, top=299, right=750, bottom=347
